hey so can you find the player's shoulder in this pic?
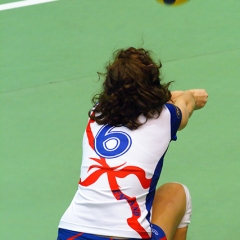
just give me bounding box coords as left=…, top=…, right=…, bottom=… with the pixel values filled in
left=164, top=103, right=182, bottom=120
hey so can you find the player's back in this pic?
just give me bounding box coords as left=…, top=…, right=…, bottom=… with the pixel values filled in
left=59, top=104, right=180, bottom=239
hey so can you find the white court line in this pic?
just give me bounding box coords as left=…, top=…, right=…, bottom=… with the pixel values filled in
left=0, top=0, right=58, bottom=11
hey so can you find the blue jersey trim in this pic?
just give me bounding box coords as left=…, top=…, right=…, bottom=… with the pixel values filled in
left=57, top=226, right=166, bottom=240
left=145, top=104, right=182, bottom=223
left=165, top=103, right=182, bottom=141
left=145, top=151, right=167, bottom=224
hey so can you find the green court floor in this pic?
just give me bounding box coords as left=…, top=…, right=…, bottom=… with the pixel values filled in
left=1, top=0, right=240, bottom=239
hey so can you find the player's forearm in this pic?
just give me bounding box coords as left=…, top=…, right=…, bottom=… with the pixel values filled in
left=175, top=91, right=195, bottom=117
left=172, top=91, right=195, bottom=130
left=171, top=89, right=208, bottom=107
left=170, top=89, right=208, bottom=130
left=170, top=91, right=184, bottom=102
left=183, top=91, right=196, bottom=116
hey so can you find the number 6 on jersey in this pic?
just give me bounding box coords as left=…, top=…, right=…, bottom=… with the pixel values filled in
left=94, top=125, right=132, bottom=159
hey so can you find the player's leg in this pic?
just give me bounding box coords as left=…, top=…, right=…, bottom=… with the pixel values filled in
left=172, top=226, right=188, bottom=240
left=151, top=183, right=192, bottom=240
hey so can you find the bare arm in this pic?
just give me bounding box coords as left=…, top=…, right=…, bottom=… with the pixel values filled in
left=170, top=89, right=208, bottom=130
left=188, top=89, right=209, bottom=110
left=169, top=91, right=184, bottom=103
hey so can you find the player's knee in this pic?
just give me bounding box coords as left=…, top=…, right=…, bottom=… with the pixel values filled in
left=155, top=183, right=187, bottom=211
left=177, top=184, right=192, bottom=228
left=159, top=183, right=192, bottom=228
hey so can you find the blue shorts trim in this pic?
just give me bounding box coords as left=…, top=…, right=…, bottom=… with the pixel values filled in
left=150, top=224, right=167, bottom=240
left=57, top=224, right=167, bottom=240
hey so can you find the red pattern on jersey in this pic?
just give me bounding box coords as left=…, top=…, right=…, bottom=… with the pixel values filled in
left=79, top=119, right=152, bottom=238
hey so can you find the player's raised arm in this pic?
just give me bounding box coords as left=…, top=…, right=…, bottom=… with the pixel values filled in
left=171, top=89, right=208, bottom=130
left=189, top=89, right=209, bottom=110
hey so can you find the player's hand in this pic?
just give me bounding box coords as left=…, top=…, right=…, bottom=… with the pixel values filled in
left=188, top=89, right=208, bottom=110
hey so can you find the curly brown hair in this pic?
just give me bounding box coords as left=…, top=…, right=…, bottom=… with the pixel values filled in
left=89, top=47, right=172, bottom=130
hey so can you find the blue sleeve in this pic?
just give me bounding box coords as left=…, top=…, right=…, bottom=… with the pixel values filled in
left=165, top=103, right=182, bottom=141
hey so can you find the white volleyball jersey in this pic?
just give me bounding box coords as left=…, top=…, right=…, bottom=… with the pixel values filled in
left=59, top=103, right=181, bottom=239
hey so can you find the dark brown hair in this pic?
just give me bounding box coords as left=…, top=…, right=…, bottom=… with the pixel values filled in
left=89, top=47, right=172, bottom=130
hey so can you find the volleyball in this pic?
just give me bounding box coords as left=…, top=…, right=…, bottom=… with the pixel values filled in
left=156, top=0, right=189, bottom=6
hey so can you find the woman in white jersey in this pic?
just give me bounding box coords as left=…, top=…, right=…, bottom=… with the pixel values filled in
left=57, top=47, right=208, bottom=240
